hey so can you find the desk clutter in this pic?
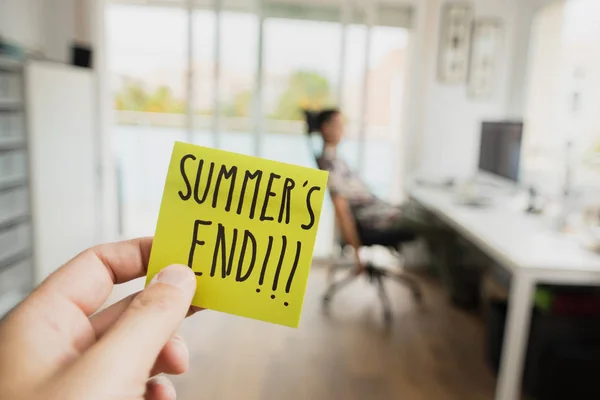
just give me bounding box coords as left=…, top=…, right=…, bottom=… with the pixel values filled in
left=412, top=186, right=600, bottom=400
left=427, top=214, right=600, bottom=400
left=487, top=286, right=600, bottom=400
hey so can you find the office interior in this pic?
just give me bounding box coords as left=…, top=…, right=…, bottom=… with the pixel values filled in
left=1, top=0, right=600, bottom=399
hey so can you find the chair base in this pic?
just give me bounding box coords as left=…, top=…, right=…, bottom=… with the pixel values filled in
left=322, top=263, right=423, bottom=323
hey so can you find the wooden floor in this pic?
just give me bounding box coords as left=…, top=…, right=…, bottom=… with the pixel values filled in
left=171, top=266, right=496, bottom=400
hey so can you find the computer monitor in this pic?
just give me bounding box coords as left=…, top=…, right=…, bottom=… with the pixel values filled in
left=478, top=121, right=523, bottom=182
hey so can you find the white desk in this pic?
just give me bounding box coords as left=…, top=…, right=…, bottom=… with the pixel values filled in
left=410, top=186, right=600, bottom=400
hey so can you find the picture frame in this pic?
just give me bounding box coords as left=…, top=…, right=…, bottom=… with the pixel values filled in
left=468, top=18, right=503, bottom=100
left=437, top=3, right=474, bottom=84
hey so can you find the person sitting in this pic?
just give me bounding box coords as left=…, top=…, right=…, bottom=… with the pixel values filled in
left=305, top=108, right=430, bottom=271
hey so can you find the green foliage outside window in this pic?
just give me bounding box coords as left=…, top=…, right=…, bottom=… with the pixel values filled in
left=271, top=70, right=334, bottom=121
left=115, top=81, right=186, bottom=114
left=113, top=70, right=333, bottom=121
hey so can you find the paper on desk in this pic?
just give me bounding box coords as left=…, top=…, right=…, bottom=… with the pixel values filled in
left=146, top=142, right=328, bottom=328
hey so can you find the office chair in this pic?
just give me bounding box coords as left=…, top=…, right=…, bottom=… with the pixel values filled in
left=306, top=134, right=423, bottom=322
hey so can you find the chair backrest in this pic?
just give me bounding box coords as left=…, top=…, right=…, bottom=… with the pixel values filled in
left=304, top=131, right=356, bottom=249
left=305, top=129, right=416, bottom=249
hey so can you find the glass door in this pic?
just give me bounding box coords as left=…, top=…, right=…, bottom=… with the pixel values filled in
left=260, top=16, right=342, bottom=165
left=191, top=2, right=259, bottom=155
left=339, top=19, right=368, bottom=172
left=190, top=5, right=216, bottom=148
left=105, top=0, right=414, bottom=257
left=363, top=25, right=410, bottom=202
left=107, top=3, right=188, bottom=238
left=215, top=7, right=259, bottom=155
left=261, top=11, right=342, bottom=257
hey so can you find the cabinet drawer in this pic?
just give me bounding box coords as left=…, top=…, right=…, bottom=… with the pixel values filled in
left=0, top=72, right=22, bottom=100
left=0, top=150, right=27, bottom=181
left=0, top=223, right=30, bottom=262
left=0, top=187, right=28, bottom=222
left=0, top=112, right=25, bottom=141
left=0, top=257, right=32, bottom=296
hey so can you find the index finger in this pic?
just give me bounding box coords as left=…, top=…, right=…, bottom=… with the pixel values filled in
left=31, top=237, right=154, bottom=316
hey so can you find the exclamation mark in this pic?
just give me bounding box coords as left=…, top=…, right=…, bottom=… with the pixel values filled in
left=271, top=235, right=288, bottom=298
left=285, top=241, right=302, bottom=294
left=256, top=236, right=273, bottom=293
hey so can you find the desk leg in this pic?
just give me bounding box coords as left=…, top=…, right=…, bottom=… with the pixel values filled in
left=495, top=272, right=535, bottom=400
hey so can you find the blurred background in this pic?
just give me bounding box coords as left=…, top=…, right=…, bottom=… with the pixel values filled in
left=2, top=0, right=600, bottom=399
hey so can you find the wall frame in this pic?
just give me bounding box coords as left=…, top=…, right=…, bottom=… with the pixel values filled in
left=437, top=2, right=473, bottom=84
left=468, top=18, right=503, bottom=100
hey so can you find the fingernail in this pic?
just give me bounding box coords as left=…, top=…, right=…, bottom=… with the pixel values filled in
left=151, top=264, right=194, bottom=290
left=149, top=375, right=176, bottom=398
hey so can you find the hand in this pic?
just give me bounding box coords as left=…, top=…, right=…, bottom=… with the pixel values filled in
left=0, top=237, right=199, bottom=400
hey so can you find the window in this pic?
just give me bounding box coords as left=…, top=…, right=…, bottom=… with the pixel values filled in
left=364, top=26, right=409, bottom=201
left=260, top=15, right=343, bottom=257
left=523, top=0, right=600, bottom=199
left=191, top=7, right=216, bottom=147
left=261, top=17, right=342, bottom=165
left=217, top=10, right=259, bottom=155
left=339, top=22, right=367, bottom=172
left=106, top=1, right=413, bottom=255
left=107, top=3, right=188, bottom=238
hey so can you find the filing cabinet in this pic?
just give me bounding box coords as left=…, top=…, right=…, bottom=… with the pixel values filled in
left=0, top=56, right=33, bottom=316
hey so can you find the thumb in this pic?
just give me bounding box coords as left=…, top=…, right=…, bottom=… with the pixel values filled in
left=78, top=265, right=196, bottom=381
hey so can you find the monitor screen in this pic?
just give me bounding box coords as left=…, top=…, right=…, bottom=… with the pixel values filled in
left=478, top=122, right=523, bottom=182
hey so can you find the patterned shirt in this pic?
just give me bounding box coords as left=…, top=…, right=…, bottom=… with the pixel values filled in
left=316, top=148, right=374, bottom=205
left=317, top=148, right=403, bottom=230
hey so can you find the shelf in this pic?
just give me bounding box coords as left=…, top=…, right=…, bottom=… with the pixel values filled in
left=0, top=176, right=27, bottom=192
left=0, top=57, right=22, bottom=72
left=0, top=213, right=29, bottom=232
left=0, top=137, right=25, bottom=152
left=0, top=249, right=32, bottom=273
left=0, top=56, right=28, bottom=311
left=0, top=98, right=23, bottom=111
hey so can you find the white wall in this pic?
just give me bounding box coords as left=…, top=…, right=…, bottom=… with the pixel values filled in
left=405, top=0, right=552, bottom=180
left=505, top=0, right=555, bottom=118
left=42, top=0, right=77, bottom=63
left=0, top=0, right=93, bottom=63
left=522, top=0, right=600, bottom=194
left=0, top=0, right=43, bottom=50
left=42, top=0, right=95, bottom=63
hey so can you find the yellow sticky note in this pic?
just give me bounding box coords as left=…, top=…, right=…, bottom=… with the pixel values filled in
left=146, top=142, right=328, bottom=328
